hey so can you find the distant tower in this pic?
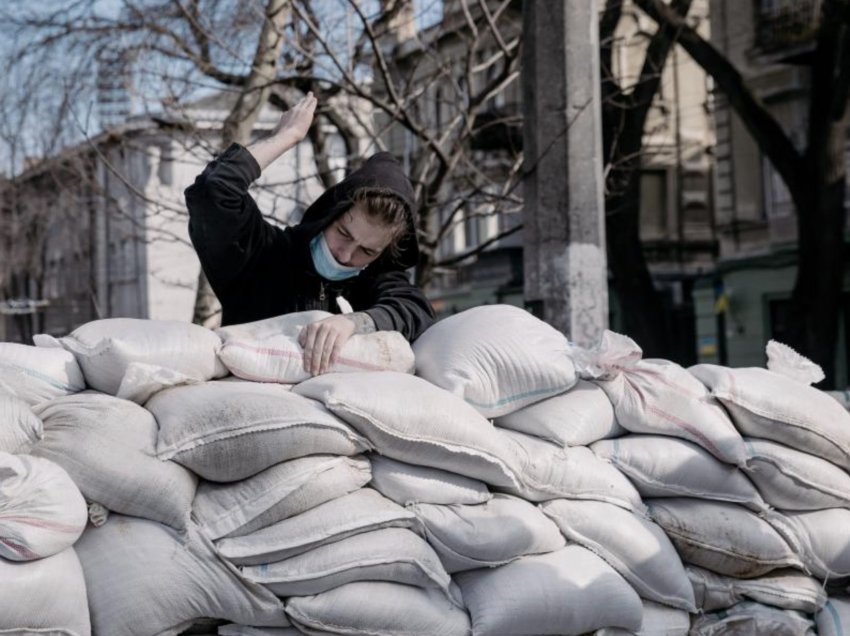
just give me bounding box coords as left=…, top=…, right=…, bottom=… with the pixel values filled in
left=96, top=46, right=134, bottom=130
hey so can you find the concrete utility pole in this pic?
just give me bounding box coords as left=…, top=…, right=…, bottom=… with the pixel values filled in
left=522, top=0, right=608, bottom=346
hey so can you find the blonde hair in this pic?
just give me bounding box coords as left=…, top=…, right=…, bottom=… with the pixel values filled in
left=351, top=188, right=410, bottom=260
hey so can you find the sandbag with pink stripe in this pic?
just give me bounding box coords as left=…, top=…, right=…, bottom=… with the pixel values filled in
left=216, top=311, right=415, bottom=384
left=571, top=330, right=746, bottom=466
left=0, top=451, right=87, bottom=561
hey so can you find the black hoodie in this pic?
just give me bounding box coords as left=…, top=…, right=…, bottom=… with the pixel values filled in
left=185, top=143, right=435, bottom=341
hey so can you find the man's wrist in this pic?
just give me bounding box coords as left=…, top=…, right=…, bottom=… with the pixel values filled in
left=245, top=134, right=295, bottom=172
left=345, top=312, right=377, bottom=334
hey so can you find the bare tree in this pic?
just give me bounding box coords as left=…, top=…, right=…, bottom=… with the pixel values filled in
left=191, top=0, right=291, bottom=327
left=635, top=0, right=850, bottom=386
left=0, top=0, right=525, bottom=330
left=599, top=0, right=697, bottom=358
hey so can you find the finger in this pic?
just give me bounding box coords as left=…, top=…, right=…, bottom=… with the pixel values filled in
left=329, top=336, right=345, bottom=368
left=319, top=332, right=337, bottom=374
left=301, top=325, right=318, bottom=373
left=311, top=326, right=331, bottom=375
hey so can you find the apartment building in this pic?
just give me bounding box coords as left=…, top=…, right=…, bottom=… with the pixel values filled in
left=0, top=92, right=331, bottom=342
left=695, top=0, right=850, bottom=386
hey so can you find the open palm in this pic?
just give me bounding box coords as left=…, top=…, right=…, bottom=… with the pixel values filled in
left=272, top=92, right=317, bottom=149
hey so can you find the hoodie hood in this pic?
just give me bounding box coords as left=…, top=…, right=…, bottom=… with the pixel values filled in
left=293, top=152, right=420, bottom=271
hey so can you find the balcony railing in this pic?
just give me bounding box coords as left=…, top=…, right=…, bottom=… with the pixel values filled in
left=754, top=0, right=822, bottom=55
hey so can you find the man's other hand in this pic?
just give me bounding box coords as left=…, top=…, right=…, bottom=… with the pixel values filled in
left=298, top=314, right=356, bottom=376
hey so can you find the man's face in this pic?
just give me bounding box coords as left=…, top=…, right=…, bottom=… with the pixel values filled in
left=323, top=202, right=396, bottom=268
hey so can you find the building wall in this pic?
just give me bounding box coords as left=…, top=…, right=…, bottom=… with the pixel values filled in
left=18, top=100, right=336, bottom=339
left=705, top=0, right=850, bottom=386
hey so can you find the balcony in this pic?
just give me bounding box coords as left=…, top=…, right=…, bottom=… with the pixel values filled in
left=754, top=0, right=822, bottom=62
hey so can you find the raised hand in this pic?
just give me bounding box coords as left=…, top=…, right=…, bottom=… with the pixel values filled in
left=270, top=91, right=317, bottom=150
left=246, top=91, right=317, bottom=171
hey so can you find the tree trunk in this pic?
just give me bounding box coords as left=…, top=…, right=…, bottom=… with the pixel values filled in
left=192, top=0, right=290, bottom=327
left=601, top=0, right=693, bottom=358
left=786, top=112, right=850, bottom=388
left=635, top=0, right=850, bottom=384
left=783, top=0, right=850, bottom=387
left=606, top=170, right=670, bottom=357
left=787, top=177, right=846, bottom=387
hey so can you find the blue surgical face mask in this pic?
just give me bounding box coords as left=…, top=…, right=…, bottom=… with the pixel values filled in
left=310, top=232, right=364, bottom=281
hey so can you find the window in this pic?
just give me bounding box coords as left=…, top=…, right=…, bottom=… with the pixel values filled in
left=640, top=169, right=668, bottom=240
left=763, top=157, right=793, bottom=219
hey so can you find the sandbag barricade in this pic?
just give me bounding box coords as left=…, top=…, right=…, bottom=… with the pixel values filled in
left=2, top=308, right=849, bottom=635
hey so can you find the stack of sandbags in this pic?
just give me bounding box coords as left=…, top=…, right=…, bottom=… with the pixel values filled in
left=687, top=340, right=850, bottom=630
left=0, top=451, right=90, bottom=634
left=5, top=306, right=850, bottom=636
left=572, top=331, right=844, bottom=632
left=0, top=348, right=90, bottom=635
left=185, top=306, right=646, bottom=635
left=2, top=319, right=295, bottom=635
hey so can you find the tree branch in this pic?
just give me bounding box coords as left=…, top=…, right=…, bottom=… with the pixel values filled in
left=633, top=0, right=807, bottom=205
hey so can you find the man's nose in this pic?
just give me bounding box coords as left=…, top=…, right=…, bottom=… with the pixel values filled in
left=336, top=244, right=356, bottom=265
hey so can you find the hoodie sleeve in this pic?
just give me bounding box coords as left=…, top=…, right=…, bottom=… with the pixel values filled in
left=351, top=270, right=436, bottom=342
left=184, top=143, right=277, bottom=292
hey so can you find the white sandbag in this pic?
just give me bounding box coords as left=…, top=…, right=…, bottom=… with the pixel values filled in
left=765, top=508, right=850, bottom=578
left=368, top=454, right=491, bottom=506
left=818, top=597, right=850, bottom=636
left=412, top=304, right=578, bottom=418
left=411, top=494, right=565, bottom=573
left=542, top=498, right=695, bottom=611
left=594, top=600, right=690, bottom=636
left=456, top=544, right=642, bottom=635
left=0, top=393, right=43, bottom=453
left=687, top=565, right=827, bottom=614
left=31, top=391, right=197, bottom=529
left=219, top=627, right=299, bottom=636
left=499, top=429, right=645, bottom=512
left=42, top=318, right=227, bottom=403
left=294, top=372, right=521, bottom=487
left=242, top=527, right=455, bottom=601
left=0, top=451, right=87, bottom=561
left=826, top=390, right=850, bottom=410
left=0, top=341, right=85, bottom=405
left=495, top=379, right=625, bottom=446
left=647, top=498, right=802, bottom=578
left=216, top=311, right=415, bottom=383
left=285, top=581, right=471, bottom=636
left=216, top=488, right=417, bottom=566
left=0, top=547, right=91, bottom=636
left=690, top=342, right=850, bottom=471
left=193, top=455, right=371, bottom=540
left=152, top=380, right=369, bottom=482
left=690, top=602, right=815, bottom=636
left=744, top=438, right=850, bottom=510
left=75, top=515, right=288, bottom=636
left=591, top=435, right=764, bottom=509
left=573, top=331, right=745, bottom=465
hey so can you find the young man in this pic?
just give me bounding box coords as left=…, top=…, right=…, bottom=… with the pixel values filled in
left=185, top=93, right=435, bottom=375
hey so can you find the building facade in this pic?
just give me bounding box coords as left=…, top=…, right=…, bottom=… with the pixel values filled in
left=0, top=94, right=332, bottom=342
left=695, top=0, right=850, bottom=387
